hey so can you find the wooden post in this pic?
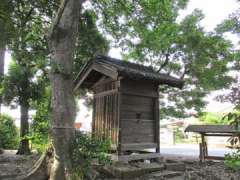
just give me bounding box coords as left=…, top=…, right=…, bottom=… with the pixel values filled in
left=199, top=143, right=203, bottom=163
left=203, top=141, right=208, bottom=158
left=155, top=85, right=160, bottom=153
left=92, top=98, right=96, bottom=136
left=117, top=78, right=122, bottom=155
left=200, top=133, right=205, bottom=162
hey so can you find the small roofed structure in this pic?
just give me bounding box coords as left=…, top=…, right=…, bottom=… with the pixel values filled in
left=74, top=55, right=184, bottom=155
left=185, top=125, right=240, bottom=162
left=185, top=125, right=240, bottom=134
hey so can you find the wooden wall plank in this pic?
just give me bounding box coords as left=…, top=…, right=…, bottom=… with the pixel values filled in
left=121, top=111, right=154, bottom=120
left=92, top=77, right=159, bottom=153
left=121, top=143, right=157, bottom=151
left=121, top=120, right=155, bottom=143
left=119, top=79, right=158, bottom=151
left=94, top=89, right=118, bottom=98
left=121, top=134, right=155, bottom=143
left=122, top=95, right=154, bottom=106
left=121, top=79, right=158, bottom=97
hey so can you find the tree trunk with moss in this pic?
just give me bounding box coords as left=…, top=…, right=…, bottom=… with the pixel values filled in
left=48, top=0, right=81, bottom=179
left=17, top=103, right=31, bottom=155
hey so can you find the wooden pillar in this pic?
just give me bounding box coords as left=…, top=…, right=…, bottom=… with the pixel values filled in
left=117, top=78, right=122, bottom=155
left=200, top=133, right=206, bottom=162
left=155, top=85, right=160, bottom=153
left=92, top=98, right=96, bottom=136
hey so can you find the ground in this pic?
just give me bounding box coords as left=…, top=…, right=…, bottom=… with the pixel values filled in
left=0, top=148, right=239, bottom=180
left=99, top=154, right=240, bottom=180
left=0, top=150, right=40, bottom=180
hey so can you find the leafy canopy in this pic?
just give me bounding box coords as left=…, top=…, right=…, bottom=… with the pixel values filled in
left=1, top=61, right=45, bottom=107
left=91, top=0, right=235, bottom=118
left=0, top=0, right=237, bottom=120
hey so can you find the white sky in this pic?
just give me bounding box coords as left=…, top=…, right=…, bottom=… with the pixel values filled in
left=3, top=0, right=239, bottom=127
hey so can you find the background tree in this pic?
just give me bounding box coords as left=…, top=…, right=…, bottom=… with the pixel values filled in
left=216, top=1, right=240, bottom=109
left=0, top=0, right=109, bottom=157
left=213, top=2, right=240, bottom=164
left=91, top=0, right=235, bottom=118
left=0, top=1, right=14, bottom=114
left=0, top=0, right=59, bottom=155
left=1, top=61, right=46, bottom=154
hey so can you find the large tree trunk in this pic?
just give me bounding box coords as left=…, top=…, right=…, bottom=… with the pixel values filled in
left=0, top=46, right=5, bottom=114
left=48, top=0, right=81, bottom=179
left=17, top=104, right=31, bottom=155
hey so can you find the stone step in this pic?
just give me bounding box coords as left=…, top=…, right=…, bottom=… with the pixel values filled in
left=167, top=175, right=185, bottom=180
left=165, top=162, right=186, bottom=172
left=103, top=162, right=165, bottom=179
left=112, top=153, right=162, bottom=162
left=150, top=170, right=183, bottom=179
left=134, top=162, right=165, bottom=173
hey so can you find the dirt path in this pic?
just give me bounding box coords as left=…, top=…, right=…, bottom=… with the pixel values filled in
left=0, top=150, right=40, bottom=180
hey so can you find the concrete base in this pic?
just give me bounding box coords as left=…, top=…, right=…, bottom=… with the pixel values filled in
left=111, top=152, right=162, bottom=162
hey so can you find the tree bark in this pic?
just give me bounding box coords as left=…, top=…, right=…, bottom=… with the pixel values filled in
left=48, top=0, right=81, bottom=179
left=0, top=46, right=5, bottom=114
left=17, top=104, right=31, bottom=155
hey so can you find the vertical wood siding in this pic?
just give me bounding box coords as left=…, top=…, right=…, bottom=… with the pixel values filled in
left=92, top=79, right=119, bottom=146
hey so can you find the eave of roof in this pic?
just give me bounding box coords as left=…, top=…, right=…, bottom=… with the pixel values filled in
left=185, top=125, right=240, bottom=134
left=74, top=55, right=184, bottom=90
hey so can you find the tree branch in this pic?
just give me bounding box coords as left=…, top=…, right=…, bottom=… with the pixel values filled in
left=21, top=7, right=34, bottom=28
left=157, top=53, right=170, bottom=72
left=48, top=0, right=69, bottom=39
left=180, top=67, right=190, bottom=80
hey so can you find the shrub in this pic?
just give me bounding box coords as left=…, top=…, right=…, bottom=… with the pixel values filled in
left=31, top=96, right=50, bottom=153
left=70, top=131, right=111, bottom=179
left=224, top=150, right=240, bottom=170
left=223, top=111, right=240, bottom=170
left=0, top=114, right=19, bottom=149
left=199, top=112, right=227, bottom=125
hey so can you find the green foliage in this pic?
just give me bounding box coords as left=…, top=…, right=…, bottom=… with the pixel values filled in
left=223, top=111, right=240, bottom=149
left=0, top=0, right=14, bottom=47
left=70, top=131, right=111, bottom=179
left=199, top=112, right=228, bottom=125
left=0, top=0, right=57, bottom=107
left=216, top=8, right=240, bottom=37
left=31, top=89, right=51, bottom=153
left=92, top=0, right=235, bottom=118
left=175, top=127, right=185, bottom=143
left=225, top=150, right=240, bottom=171
left=73, top=10, right=109, bottom=79
left=223, top=111, right=240, bottom=129
left=1, top=61, right=45, bottom=106
left=0, top=114, right=19, bottom=149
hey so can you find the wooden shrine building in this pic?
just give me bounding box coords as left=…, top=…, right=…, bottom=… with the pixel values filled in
left=74, top=55, right=184, bottom=154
